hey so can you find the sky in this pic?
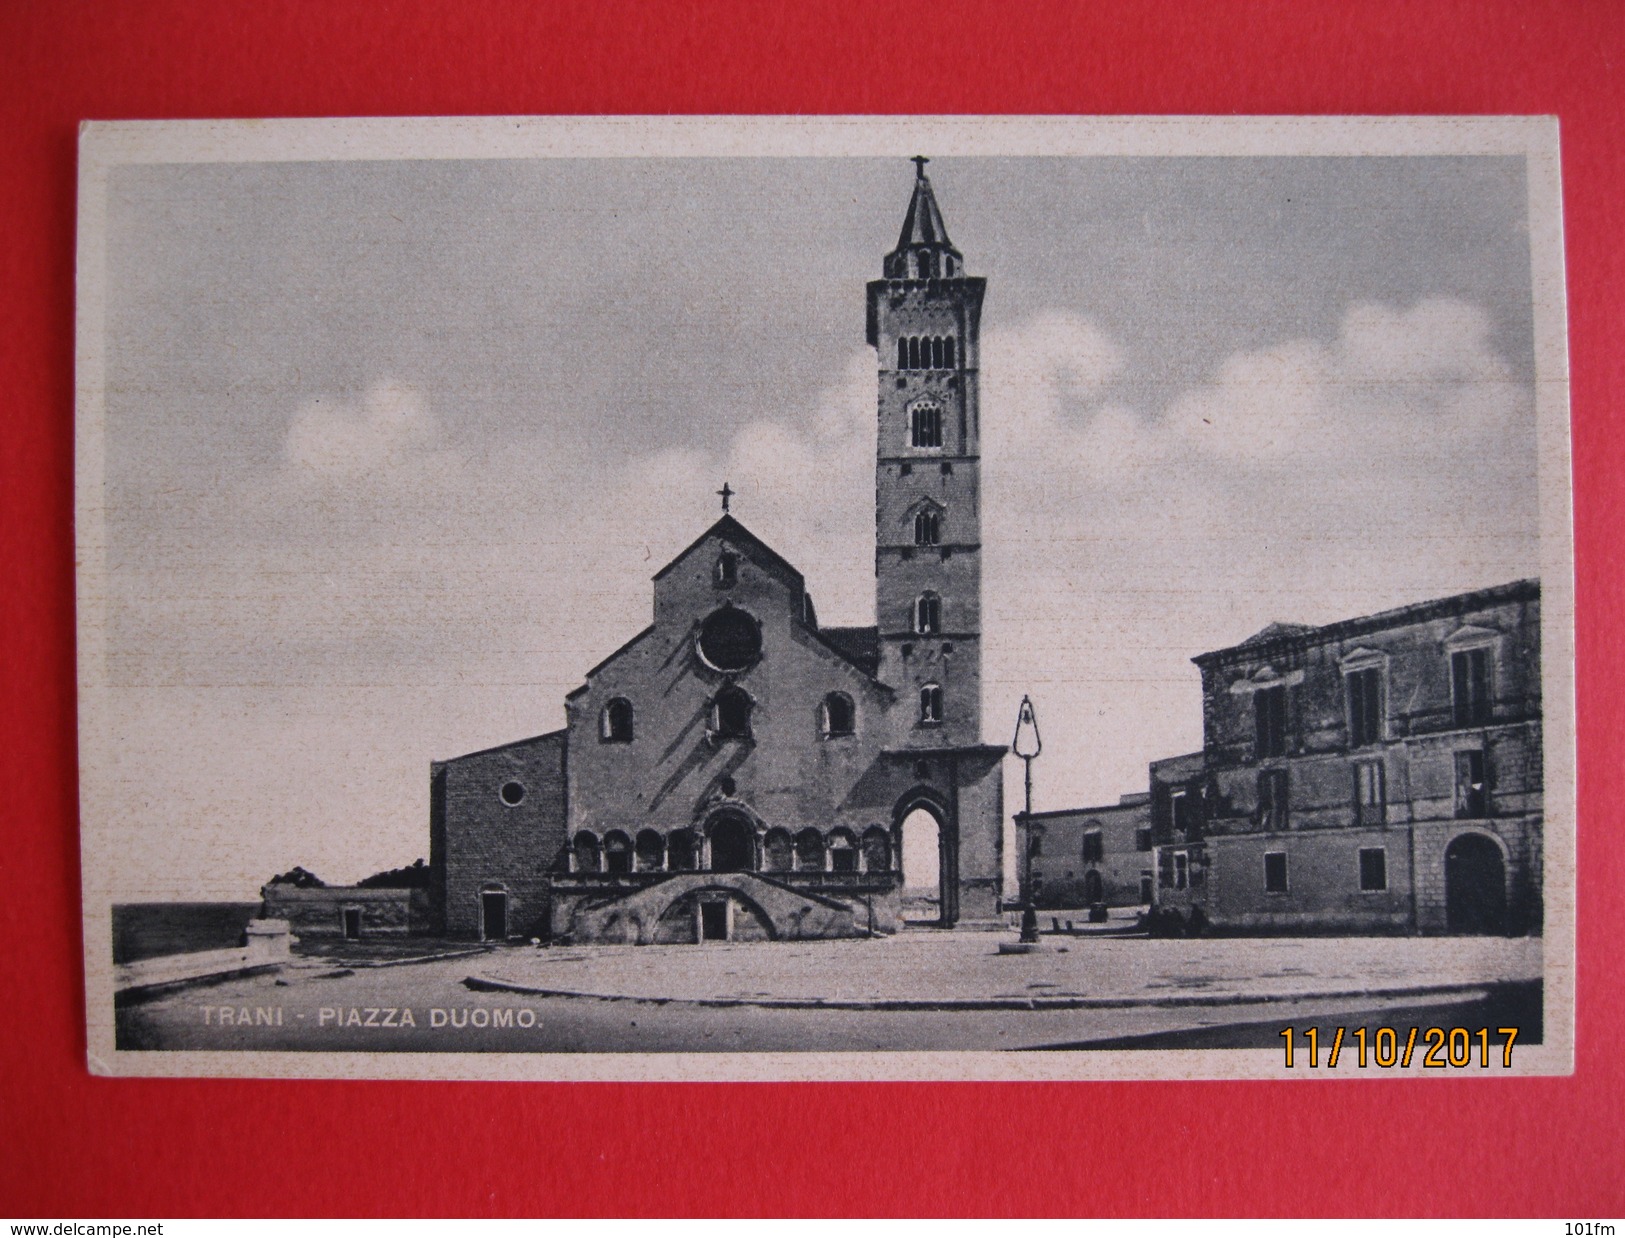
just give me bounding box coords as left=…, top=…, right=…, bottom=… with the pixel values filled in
left=93, top=154, right=1542, bottom=899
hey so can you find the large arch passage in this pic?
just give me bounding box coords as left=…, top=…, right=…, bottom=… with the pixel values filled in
left=897, top=798, right=955, bottom=926
left=1445, top=833, right=1508, bottom=934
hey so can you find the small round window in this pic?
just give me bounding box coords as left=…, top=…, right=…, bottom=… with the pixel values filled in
left=500, top=781, right=526, bottom=806
left=697, top=607, right=762, bottom=673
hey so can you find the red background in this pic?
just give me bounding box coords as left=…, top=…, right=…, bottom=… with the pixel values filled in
left=2, top=0, right=1622, bottom=1218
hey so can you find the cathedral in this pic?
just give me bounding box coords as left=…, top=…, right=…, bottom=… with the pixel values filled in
left=428, top=161, right=1010, bottom=943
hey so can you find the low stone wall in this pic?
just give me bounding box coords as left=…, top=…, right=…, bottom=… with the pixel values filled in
left=260, top=885, right=432, bottom=938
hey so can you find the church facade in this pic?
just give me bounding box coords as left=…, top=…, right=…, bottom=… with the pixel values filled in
left=428, top=163, right=1008, bottom=944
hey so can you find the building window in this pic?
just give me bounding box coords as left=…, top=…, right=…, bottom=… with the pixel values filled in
left=1173, top=851, right=1189, bottom=891
left=1353, top=760, right=1385, bottom=827
left=1346, top=666, right=1382, bottom=747
left=710, top=685, right=753, bottom=741
left=1140, top=872, right=1154, bottom=903
left=697, top=607, right=762, bottom=673
left=1157, top=849, right=1174, bottom=888
left=1170, top=787, right=1197, bottom=838
left=603, top=831, right=632, bottom=875
left=794, top=827, right=825, bottom=872
left=763, top=829, right=794, bottom=872
left=1082, top=830, right=1104, bottom=863
left=1264, top=851, right=1289, bottom=894
left=1455, top=749, right=1488, bottom=818
left=829, top=830, right=858, bottom=872
left=919, top=683, right=944, bottom=725
left=499, top=781, right=525, bottom=806
left=634, top=829, right=665, bottom=872
left=600, top=697, right=634, bottom=743
left=1028, top=832, right=1043, bottom=859
left=714, top=552, right=738, bottom=588
left=1254, top=684, right=1287, bottom=758
left=914, top=507, right=941, bottom=546
left=667, top=829, right=698, bottom=872
left=571, top=831, right=602, bottom=873
left=910, top=400, right=943, bottom=449
left=819, top=692, right=855, bottom=737
left=1258, top=768, right=1290, bottom=831
left=1135, top=827, right=1152, bottom=852
left=1451, top=647, right=1492, bottom=726
left=862, top=826, right=892, bottom=873
left=914, top=591, right=941, bottom=635
left=1359, top=847, right=1388, bottom=892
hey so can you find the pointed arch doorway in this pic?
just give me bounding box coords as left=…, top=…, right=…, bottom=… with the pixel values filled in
left=896, top=794, right=958, bottom=927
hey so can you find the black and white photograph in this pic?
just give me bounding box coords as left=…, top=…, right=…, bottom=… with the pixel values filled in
left=77, top=115, right=1574, bottom=1079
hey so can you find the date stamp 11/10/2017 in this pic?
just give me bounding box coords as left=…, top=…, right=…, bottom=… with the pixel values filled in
left=1281, top=1026, right=1520, bottom=1070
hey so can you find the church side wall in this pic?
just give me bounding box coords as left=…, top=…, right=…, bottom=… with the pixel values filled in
left=432, top=732, right=567, bottom=940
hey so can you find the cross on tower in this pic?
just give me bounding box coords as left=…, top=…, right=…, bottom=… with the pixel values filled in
left=911, top=155, right=929, bottom=179
left=716, top=481, right=734, bottom=513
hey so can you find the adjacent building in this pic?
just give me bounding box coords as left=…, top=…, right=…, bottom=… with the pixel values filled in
left=1023, top=795, right=1153, bottom=912
left=1150, top=579, right=1542, bottom=935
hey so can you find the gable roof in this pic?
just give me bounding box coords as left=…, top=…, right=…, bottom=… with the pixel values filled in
left=650, top=514, right=805, bottom=590
left=1236, top=621, right=1318, bottom=648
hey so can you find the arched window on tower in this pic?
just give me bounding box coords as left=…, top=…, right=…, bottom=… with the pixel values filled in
left=917, top=250, right=937, bottom=279
left=898, top=337, right=909, bottom=370
left=710, top=685, right=753, bottom=741
left=908, top=337, right=921, bottom=370
left=914, top=591, right=941, bottom=635
left=913, top=507, right=941, bottom=547
left=910, top=400, right=943, bottom=449
left=931, top=336, right=944, bottom=369
left=600, top=697, right=634, bottom=743
left=819, top=692, right=855, bottom=738
left=919, top=683, right=944, bottom=725
left=944, top=336, right=956, bottom=367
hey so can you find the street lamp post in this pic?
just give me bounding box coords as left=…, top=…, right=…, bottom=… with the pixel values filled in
left=1012, top=695, right=1042, bottom=944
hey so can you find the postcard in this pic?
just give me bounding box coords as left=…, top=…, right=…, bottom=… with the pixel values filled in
left=77, top=115, right=1574, bottom=1079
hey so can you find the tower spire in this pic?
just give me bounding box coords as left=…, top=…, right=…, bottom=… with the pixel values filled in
left=884, top=157, right=962, bottom=280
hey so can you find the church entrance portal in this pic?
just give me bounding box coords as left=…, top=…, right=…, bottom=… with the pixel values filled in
left=1445, top=834, right=1507, bottom=934
left=899, top=803, right=953, bottom=926
left=708, top=813, right=757, bottom=873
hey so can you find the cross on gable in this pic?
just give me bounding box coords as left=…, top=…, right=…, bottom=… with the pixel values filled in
left=716, top=481, right=734, bottom=513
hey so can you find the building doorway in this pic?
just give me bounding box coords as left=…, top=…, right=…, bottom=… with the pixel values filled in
left=1445, top=834, right=1507, bottom=934
left=708, top=813, right=756, bottom=872
left=700, top=899, right=728, bottom=941
left=899, top=805, right=948, bottom=926
left=481, top=890, right=507, bottom=942
left=1083, top=869, right=1104, bottom=904
left=342, top=908, right=361, bottom=940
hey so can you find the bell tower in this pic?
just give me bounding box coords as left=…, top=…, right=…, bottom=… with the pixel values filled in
left=866, top=158, right=987, bottom=749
